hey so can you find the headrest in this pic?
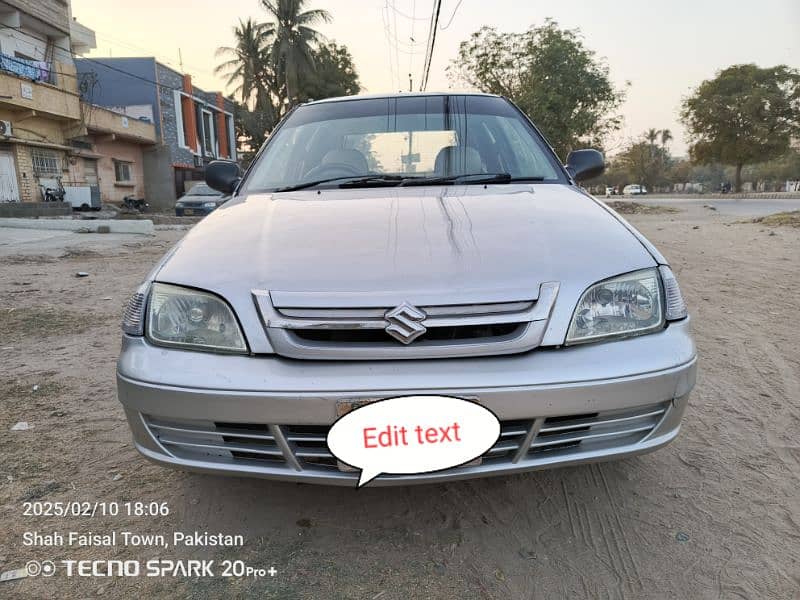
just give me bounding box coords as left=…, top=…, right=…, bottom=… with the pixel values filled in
left=434, top=146, right=485, bottom=175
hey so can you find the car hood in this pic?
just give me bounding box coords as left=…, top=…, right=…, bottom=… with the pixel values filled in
left=156, top=184, right=658, bottom=346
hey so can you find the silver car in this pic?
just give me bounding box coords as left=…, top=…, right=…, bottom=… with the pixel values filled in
left=117, top=93, right=696, bottom=486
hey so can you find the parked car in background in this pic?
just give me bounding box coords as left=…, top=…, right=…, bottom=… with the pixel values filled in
left=175, top=184, right=229, bottom=216
left=118, top=92, right=695, bottom=486
left=623, top=184, right=647, bottom=196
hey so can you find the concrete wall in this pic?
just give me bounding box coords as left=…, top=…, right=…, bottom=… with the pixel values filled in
left=142, top=145, right=175, bottom=210
left=3, top=0, right=71, bottom=34
left=92, top=137, right=146, bottom=204
left=0, top=201, right=70, bottom=217
left=66, top=138, right=147, bottom=206
left=0, top=62, right=81, bottom=121
left=85, top=104, right=156, bottom=143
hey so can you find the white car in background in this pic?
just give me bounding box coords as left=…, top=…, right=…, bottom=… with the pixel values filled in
left=623, top=184, right=647, bottom=196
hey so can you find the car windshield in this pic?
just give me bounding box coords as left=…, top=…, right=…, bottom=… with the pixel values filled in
left=185, top=185, right=220, bottom=196
left=243, top=95, right=564, bottom=192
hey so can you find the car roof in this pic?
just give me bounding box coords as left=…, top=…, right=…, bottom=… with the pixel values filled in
left=302, top=91, right=502, bottom=106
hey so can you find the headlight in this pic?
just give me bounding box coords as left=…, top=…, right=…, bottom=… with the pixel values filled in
left=175, top=202, right=184, bottom=208
left=203, top=201, right=216, bottom=208
left=145, top=283, right=247, bottom=353
left=567, top=269, right=664, bottom=345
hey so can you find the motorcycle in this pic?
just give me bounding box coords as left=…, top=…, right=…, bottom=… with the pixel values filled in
left=43, top=187, right=65, bottom=202
left=122, top=195, right=149, bottom=212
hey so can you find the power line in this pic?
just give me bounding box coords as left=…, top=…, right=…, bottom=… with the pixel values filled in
left=439, top=0, right=464, bottom=30
left=390, top=1, right=401, bottom=91
left=384, top=2, right=429, bottom=20
left=419, top=0, right=443, bottom=91
left=380, top=4, right=398, bottom=90
left=92, top=30, right=217, bottom=79
left=408, top=0, right=416, bottom=81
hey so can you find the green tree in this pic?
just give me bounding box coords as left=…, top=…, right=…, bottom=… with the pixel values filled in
left=261, top=0, right=332, bottom=108
left=448, top=20, right=625, bottom=158
left=217, top=7, right=361, bottom=157
left=215, top=19, right=282, bottom=137
left=214, top=19, right=271, bottom=108
left=681, top=64, right=800, bottom=192
left=295, top=41, right=360, bottom=102
left=617, top=134, right=672, bottom=192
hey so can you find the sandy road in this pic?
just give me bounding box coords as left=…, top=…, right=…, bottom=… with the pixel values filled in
left=1, top=203, right=798, bottom=599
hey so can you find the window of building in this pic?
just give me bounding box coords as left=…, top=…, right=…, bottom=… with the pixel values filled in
left=173, top=90, right=187, bottom=148
left=202, top=109, right=215, bottom=156
left=114, top=160, right=132, bottom=183
left=31, top=149, right=62, bottom=176
left=224, top=113, right=234, bottom=159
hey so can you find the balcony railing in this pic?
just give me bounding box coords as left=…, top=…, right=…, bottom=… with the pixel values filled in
left=0, top=53, right=55, bottom=85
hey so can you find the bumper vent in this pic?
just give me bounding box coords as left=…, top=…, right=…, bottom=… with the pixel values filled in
left=143, top=401, right=670, bottom=476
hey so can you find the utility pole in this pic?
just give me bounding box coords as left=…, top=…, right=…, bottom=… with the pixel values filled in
left=178, top=49, right=184, bottom=73
left=409, top=73, right=413, bottom=92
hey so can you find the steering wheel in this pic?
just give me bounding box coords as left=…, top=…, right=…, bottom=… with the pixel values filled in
left=304, top=162, right=363, bottom=181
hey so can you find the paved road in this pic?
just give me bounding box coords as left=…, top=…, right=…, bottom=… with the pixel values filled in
left=619, top=196, right=800, bottom=217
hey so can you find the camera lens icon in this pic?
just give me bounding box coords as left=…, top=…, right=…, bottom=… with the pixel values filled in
left=25, top=561, right=55, bottom=577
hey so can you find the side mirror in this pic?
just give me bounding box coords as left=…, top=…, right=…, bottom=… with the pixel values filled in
left=205, top=160, right=241, bottom=195
left=565, top=149, right=605, bottom=182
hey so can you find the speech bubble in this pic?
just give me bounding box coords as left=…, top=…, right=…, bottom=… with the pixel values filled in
left=326, top=395, right=501, bottom=487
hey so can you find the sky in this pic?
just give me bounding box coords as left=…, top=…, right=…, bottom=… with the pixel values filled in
left=71, top=0, right=799, bottom=156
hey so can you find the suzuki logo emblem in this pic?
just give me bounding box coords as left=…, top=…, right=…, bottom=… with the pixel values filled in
left=384, top=302, right=427, bottom=344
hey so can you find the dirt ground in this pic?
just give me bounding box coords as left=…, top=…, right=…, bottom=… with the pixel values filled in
left=1, top=203, right=799, bottom=599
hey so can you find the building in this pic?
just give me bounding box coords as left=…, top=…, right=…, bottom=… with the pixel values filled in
left=70, top=103, right=157, bottom=204
left=74, top=57, right=237, bottom=208
left=0, top=0, right=156, bottom=207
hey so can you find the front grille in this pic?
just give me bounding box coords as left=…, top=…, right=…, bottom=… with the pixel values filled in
left=294, top=323, right=522, bottom=344
left=252, top=282, right=559, bottom=360
left=143, top=401, right=670, bottom=476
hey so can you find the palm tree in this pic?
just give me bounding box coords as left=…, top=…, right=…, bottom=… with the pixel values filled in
left=660, top=128, right=673, bottom=148
left=261, top=0, right=332, bottom=107
left=214, top=19, right=270, bottom=107
left=645, top=128, right=660, bottom=147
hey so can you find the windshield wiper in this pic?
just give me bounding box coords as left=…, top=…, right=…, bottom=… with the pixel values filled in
left=399, top=173, right=546, bottom=186
left=274, top=174, right=411, bottom=192
left=337, top=175, right=417, bottom=188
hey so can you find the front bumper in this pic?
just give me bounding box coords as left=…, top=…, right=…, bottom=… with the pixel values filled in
left=116, top=319, right=696, bottom=486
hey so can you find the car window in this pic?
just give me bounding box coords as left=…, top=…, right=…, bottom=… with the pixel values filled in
left=243, top=95, right=564, bottom=192
left=186, top=185, right=220, bottom=196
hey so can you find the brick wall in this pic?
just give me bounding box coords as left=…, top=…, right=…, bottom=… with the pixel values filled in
left=13, top=144, right=34, bottom=202
left=155, top=63, right=195, bottom=166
